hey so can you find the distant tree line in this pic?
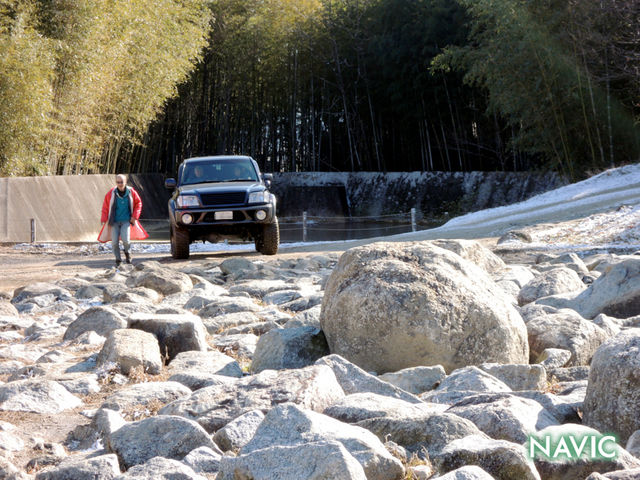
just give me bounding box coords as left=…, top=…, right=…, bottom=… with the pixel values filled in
left=1, top=0, right=638, bottom=178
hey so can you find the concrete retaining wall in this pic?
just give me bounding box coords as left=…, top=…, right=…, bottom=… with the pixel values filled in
left=0, top=174, right=168, bottom=242
left=0, top=171, right=563, bottom=242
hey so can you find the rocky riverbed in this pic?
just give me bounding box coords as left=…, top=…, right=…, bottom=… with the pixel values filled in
left=0, top=221, right=639, bottom=479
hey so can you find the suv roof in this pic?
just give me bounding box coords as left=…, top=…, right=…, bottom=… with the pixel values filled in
left=183, top=155, right=253, bottom=164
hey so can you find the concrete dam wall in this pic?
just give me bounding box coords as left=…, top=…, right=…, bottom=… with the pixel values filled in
left=0, top=171, right=563, bottom=242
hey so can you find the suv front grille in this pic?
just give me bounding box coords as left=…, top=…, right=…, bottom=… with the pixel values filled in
left=200, top=191, right=246, bottom=206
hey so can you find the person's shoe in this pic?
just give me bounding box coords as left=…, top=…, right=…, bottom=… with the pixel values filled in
left=125, top=252, right=132, bottom=264
left=115, top=259, right=122, bottom=267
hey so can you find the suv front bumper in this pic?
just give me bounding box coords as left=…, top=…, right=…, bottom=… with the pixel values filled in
left=173, top=203, right=275, bottom=228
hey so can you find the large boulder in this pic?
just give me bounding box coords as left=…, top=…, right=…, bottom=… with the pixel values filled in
left=168, top=350, right=243, bottom=379
left=237, top=403, right=404, bottom=480
left=34, top=454, right=121, bottom=480
left=218, top=440, right=367, bottom=480
left=526, top=310, right=609, bottom=366
left=96, top=329, right=163, bottom=375
left=127, top=313, right=208, bottom=361
left=63, top=306, right=127, bottom=341
left=128, top=268, right=193, bottom=295
left=320, top=242, right=529, bottom=374
left=0, top=379, right=82, bottom=414
left=566, top=258, right=640, bottom=319
left=430, top=239, right=506, bottom=274
left=517, top=268, right=585, bottom=306
left=583, top=329, right=640, bottom=443
left=159, top=365, right=345, bottom=432
left=107, top=415, right=217, bottom=469
left=433, top=434, right=540, bottom=480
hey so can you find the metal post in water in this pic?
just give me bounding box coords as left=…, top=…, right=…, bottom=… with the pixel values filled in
left=30, top=218, right=36, bottom=243
left=302, top=211, right=308, bottom=242
left=411, top=208, right=417, bottom=232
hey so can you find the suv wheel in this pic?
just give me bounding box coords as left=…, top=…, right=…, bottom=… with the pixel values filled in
left=170, top=225, right=190, bottom=259
left=257, top=218, right=279, bottom=255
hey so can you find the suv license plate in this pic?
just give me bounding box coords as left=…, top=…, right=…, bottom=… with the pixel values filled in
left=214, top=211, right=233, bottom=220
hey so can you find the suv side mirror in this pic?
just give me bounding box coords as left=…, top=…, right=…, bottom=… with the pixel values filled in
left=165, top=178, right=177, bottom=190
left=263, top=173, right=273, bottom=188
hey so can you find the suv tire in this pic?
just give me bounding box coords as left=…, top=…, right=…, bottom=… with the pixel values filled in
left=170, top=225, right=190, bottom=259
left=257, top=218, right=279, bottom=255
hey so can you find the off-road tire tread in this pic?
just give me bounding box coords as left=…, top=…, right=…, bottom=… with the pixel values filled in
left=260, top=219, right=279, bottom=255
left=171, top=225, right=190, bottom=259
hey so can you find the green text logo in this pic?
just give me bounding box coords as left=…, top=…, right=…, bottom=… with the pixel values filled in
left=526, top=433, right=618, bottom=461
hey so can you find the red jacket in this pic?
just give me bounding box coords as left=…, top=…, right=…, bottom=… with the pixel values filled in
left=101, top=186, right=143, bottom=224
left=98, top=186, right=148, bottom=243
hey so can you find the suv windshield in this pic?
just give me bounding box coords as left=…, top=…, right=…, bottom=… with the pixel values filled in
left=181, top=159, right=259, bottom=185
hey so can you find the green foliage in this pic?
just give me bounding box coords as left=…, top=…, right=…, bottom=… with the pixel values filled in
left=0, top=0, right=211, bottom=176
left=432, top=0, right=640, bottom=178
left=0, top=0, right=54, bottom=176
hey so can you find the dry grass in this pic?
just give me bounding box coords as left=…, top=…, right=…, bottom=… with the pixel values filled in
left=402, top=450, right=434, bottom=479
left=543, top=375, right=562, bottom=394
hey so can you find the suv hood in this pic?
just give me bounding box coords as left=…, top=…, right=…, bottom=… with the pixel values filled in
left=178, top=181, right=264, bottom=194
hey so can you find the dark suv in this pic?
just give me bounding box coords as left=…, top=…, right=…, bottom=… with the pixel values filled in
left=165, top=155, right=279, bottom=258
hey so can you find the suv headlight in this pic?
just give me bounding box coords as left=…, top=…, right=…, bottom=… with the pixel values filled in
left=248, top=191, right=270, bottom=204
left=176, top=195, right=200, bottom=208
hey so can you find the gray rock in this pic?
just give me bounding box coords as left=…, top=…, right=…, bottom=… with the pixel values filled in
left=518, top=303, right=558, bottom=323
left=168, top=350, right=243, bottom=379
left=102, top=283, right=129, bottom=303
left=430, top=239, right=506, bottom=274
left=435, top=466, right=497, bottom=480
left=0, top=379, right=82, bottom=414
left=159, top=364, right=345, bottom=432
left=586, top=470, right=640, bottom=480
left=262, top=289, right=302, bottom=305
left=567, top=258, right=640, bottom=319
left=357, top=412, right=484, bottom=457
left=72, top=408, right=127, bottom=450
left=530, top=424, right=640, bottom=480
left=627, top=430, right=640, bottom=459
left=168, top=372, right=239, bottom=392
left=127, top=313, right=207, bottom=361
left=517, top=267, right=585, bottom=306
left=63, top=307, right=127, bottom=341
left=57, top=374, right=101, bottom=396
left=113, top=456, right=207, bottom=480
left=219, top=258, right=257, bottom=277
left=251, top=326, right=329, bottom=373
left=430, top=366, right=512, bottom=395
left=584, top=329, right=640, bottom=443
left=536, top=348, right=572, bottom=369
left=324, top=392, right=446, bottom=424
left=107, top=415, right=217, bottom=469
left=478, top=364, right=547, bottom=392
left=223, top=320, right=280, bottom=336
left=321, top=242, right=528, bottom=374
left=593, top=314, right=623, bottom=337
left=547, top=366, right=590, bottom=382
left=316, top=354, right=422, bottom=404
left=378, top=365, right=446, bottom=394
left=497, top=230, right=533, bottom=245
left=284, top=305, right=322, bottom=328
left=547, top=252, right=589, bottom=275
left=512, top=390, right=581, bottom=424
left=97, top=329, right=163, bottom=375
left=197, top=297, right=261, bottom=318
left=228, top=279, right=292, bottom=298
left=112, top=287, right=160, bottom=304
left=210, top=333, right=258, bottom=359
left=239, top=403, right=404, bottom=480
left=202, top=311, right=261, bottom=335
left=182, top=446, right=223, bottom=475
left=526, top=309, right=608, bottom=365
left=213, top=409, right=265, bottom=452
left=129, top=269, right=193, bottom=295
left=279, top=294, right=324, bottom=312
left=101, top=381, right=191, bottom=413
left=434, top=434, right=540, bottom=480
left=0, top=457, right=33, bottom=480
left=12, top=282, right=71, bottom=305
left=0, top=427, right=24, bottom=453
left=75, top=285, right=104, bottom=299
left=0, top=302, right=19, bottom=317
left=34, top=453, right=121, bottom=480
left=218, top=440, right=367, bottom=480
left=446, top=394, right=559, bottom=443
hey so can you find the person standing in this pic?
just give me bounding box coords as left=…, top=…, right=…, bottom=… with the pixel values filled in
left=99, top=174, right=147, bottom=266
